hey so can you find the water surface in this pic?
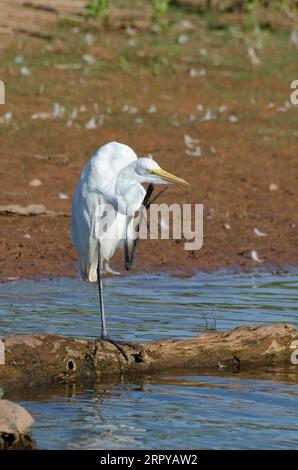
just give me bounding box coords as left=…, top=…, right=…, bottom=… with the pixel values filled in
left=0, top=271, right=297, bottom=449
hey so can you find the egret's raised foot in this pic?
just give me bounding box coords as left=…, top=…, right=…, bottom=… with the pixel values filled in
left=99, top=335, right=129, bottom=362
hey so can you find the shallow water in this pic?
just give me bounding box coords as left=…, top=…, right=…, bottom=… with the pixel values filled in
left=1, top=271, right=298, bottom=449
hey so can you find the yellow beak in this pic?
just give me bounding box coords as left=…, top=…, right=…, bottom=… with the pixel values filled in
left=149, top=168, right=190, bottom=187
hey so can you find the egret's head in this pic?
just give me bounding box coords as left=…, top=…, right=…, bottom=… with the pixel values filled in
left=136, top=157, right=190, bottom=187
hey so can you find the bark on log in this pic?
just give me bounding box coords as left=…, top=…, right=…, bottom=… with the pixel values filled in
left=0, top=323, right=297, bottom=391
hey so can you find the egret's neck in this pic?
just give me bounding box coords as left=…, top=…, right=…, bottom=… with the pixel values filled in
left=115, top=161, right=139, bottom=196
left=114, top=162, right=145, bottom=215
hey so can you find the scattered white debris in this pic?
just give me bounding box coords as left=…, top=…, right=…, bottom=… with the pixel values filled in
left=31, top=112, right=50, bottom=120
left=29, top=179, right=42, bottom=188
left=0, top=112, right=13, bottom=123
left=134, top=117, right=144, bottom=125
left=197, top=104, right=204, bottom=112
left=84, top=33, right=94, bottom=46
left=151, top=24, right=161, bottom=34
left=14, top=54, right=24, bottom=64
left=178, top=34, right=188, bottom=44
left=70, top=109, right=78, bottom=120
left=85, top=117, right=97, bottom=129
left=199, top=48, right=208, bottom=56
left=178, top=19, right=195, bottom=31
left=59, top=192, right=69, bottom=200
left=23, top=233, right=31, bottom=239
left=20, top=66, right=31, bottom=76
left=190, top=68, right=206, bottom=78
left=219, top=105, right=228, bottom=113
left=82, top=54, right=97, bottom=65
left=147, top=104, right=157, bottom=113
left=80, top=105, right=87, bottom=113
left=186, top=146, right=201, bottom=157
left=188, top=114, right=196, bottom=122
left=52, top=102, right=65, bottom=118
left=210, top=146, right=216, bottom=154
left=269, top=183, right=278, bottom=192
left=253, top=227, right=267, bottom=237
left=184, top=134, right=201, bottom=157
left=98, top=114, right=104, bottom=127
left=126, top=26, right=136, bottom=36
left=106, top=107, right=112, bottom=114
left=290, top=30, right=298, bottom=47
left=248, top=47, right=262, bottom=66
left=228, top=115, right=238, bottom=123
left=184, top=134, right=199, bottom=148
left=223, top=223, right=231, bottom=230
left=201, top=108, right=215, bottom=121
left=276, top=106, right=287, bottom=113
left=171, top=116, right=180, bottom=127
left=122, top=104, right=138, bottom=114
left=267, top=102, right=275, bottom=109
left=66, top=120, right=73, bottom=128
left=251, top=250, right=263, bottom=263
left=128, top=38, right=137, bottom=47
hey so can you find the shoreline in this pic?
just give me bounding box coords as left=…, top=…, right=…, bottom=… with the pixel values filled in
left=1, top=262, right=297, bottom=284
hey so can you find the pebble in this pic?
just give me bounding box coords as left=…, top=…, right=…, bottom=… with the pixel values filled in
left=269, top=183, right=278, bottom=191
left=29, top=179, right=42, bottom=188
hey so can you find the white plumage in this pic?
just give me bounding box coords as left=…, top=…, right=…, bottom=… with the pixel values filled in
left=71, top=141, right=189, bottom=283
left=71, top=142, right=138, bottom=281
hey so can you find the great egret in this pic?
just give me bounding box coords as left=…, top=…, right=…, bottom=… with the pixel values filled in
left=71, top=141, right=189, bottom=357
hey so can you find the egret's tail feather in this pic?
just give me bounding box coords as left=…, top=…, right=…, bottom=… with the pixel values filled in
left=77, top=259, right=98, bottom=283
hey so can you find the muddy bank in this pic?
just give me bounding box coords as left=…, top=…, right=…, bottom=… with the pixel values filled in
left=0, top=2, right=297, bottom=281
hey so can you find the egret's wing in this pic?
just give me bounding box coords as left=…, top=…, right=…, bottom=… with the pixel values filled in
left=82, top=141, right=138, bottom=194
left=71, top=142, right=137, bottom=281
left=71, top=189, right=102, bottom=282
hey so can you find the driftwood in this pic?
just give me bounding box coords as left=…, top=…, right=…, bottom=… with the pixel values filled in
left=0, top=204, right=68, bottom=217
left=0, top=324, right=297, bottom=391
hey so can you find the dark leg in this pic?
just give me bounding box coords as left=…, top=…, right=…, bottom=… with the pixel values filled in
left=125, top=184, right=168, bottom=271
left=97, top=246, right=107, bottom=339
left=96, top=244, right=128, bottom=361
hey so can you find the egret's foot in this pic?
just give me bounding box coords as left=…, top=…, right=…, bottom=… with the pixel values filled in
left=99, top=335, right=129, bottom=362
left=115, top=340, right=144, bottom=351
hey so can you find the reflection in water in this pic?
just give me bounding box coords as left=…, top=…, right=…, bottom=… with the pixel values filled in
left=7, top=369, right=298, bottom=450
left=0, top=271, right=298, bottom=449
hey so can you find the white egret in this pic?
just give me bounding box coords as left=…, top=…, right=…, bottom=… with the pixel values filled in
left=71, top=141, right=189, bottom=357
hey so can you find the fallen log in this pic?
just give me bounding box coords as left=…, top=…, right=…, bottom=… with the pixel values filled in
left=0, top=323, right=297, bottom=391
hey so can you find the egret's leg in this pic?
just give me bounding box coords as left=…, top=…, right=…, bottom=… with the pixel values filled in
left=96, top=245, right=128, bottom=361
left=96, top=248, right=107, bottom=339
